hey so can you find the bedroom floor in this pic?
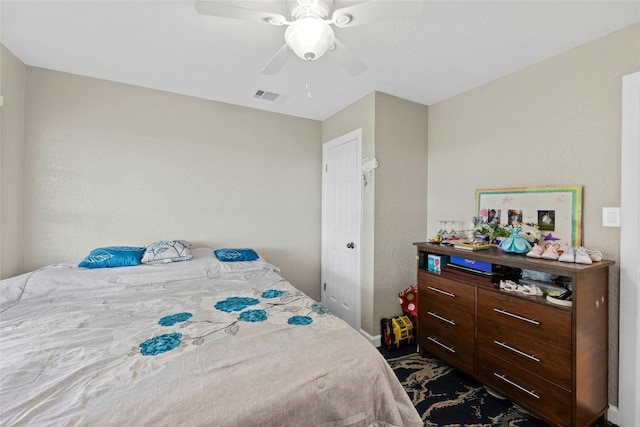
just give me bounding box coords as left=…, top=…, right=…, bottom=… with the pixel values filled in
left=379, top=344, right=619, bottom=427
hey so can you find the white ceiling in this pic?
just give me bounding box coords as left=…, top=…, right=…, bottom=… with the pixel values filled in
left=1, top=0, right=638, bottom=121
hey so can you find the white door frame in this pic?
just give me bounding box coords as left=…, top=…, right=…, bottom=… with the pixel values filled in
left=618, top=71, right=639, bottom=427
left=321, top=129, right=362, bottom=331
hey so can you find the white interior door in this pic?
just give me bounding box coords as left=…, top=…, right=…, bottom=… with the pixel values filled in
left=321, top=129, right=362, bottom=330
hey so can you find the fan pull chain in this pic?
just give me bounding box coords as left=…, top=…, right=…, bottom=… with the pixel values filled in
left=306, top=61, right=312, bottom=99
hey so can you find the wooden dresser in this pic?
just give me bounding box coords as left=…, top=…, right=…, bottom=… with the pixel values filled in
left=415, top=242, right=614, bottom=427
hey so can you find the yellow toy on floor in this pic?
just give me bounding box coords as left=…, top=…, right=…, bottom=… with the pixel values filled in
left=381, top=315, right=415, bottom=351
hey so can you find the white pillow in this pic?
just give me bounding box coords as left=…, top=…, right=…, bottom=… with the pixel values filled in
left=142, top=240, right=192, bottom=264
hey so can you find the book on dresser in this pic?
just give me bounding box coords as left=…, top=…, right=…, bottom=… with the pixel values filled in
left=414, top=242, right=614, bottom=427
left=450, top=240, right=491, bottom=251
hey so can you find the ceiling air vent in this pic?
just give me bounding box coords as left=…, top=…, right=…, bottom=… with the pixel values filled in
left=254, top=90, right=280, bottom=102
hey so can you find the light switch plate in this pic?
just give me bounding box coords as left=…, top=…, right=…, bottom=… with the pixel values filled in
left=602, top=207, right=621, bottom=227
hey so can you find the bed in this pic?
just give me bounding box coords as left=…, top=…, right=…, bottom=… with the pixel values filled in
left=0, top=245, right=421, bottom=426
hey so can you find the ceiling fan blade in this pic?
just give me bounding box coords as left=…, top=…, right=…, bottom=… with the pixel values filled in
left=332, top=0, right=424, bottom=28
left=327, top=38, right=367, bottom=76
left=195, top=1, right=288, bottom=26
left=261, top=44, right=293, bottom=75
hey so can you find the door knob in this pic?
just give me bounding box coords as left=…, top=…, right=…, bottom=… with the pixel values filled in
left=346, top=242, right=355, bottom=249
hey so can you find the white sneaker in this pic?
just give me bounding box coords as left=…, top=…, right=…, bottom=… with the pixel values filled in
left=558, top=247, right=575, bottom=263
left=575, top=247, right=593, bottom=265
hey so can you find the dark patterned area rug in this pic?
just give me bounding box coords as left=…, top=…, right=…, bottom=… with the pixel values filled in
left=383, top=350, right=553, bottom=427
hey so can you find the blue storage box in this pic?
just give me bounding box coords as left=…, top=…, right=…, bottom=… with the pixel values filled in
left=449, top=256, right=492, bottom=273
left=427, top=254, right=450, bottom=274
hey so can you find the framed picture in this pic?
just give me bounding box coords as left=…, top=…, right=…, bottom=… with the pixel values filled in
left=507, top=209, right=523, bottom=225
left=538, top=210, right=556, bottom=231
left=486, top=209, right=500, bottom=223
left=475, top=186, right=583, bottom=248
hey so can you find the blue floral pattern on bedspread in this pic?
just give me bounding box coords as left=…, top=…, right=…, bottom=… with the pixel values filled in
left=140, top=333, right=183, bottom=356
left=288, top=315, right=313, bottom=325
left=138, top=287, right=335, bottom=356
left=311, top=302, right=332, bottom=315
left=158, top=312, right=192, bottom=326
left=238, top=309, right=267, bottom=322
left=261, top=289, right=285, bottom=299
left=215, top=297, right=260, bottom=313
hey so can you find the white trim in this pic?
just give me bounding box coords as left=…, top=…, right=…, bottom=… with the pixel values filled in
left=618, top=71, right=640, bottom=427
left=608, top=405, right=619, bottom=426
left=359, top=330, right=381, bottom=348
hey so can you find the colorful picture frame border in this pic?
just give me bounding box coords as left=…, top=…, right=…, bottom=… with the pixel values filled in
left=475, top=185, right=583, bottom=248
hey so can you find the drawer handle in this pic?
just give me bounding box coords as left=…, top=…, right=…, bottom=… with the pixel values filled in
left=493, top=308, right=539, bottom=325
left=427, top=286, right=456, bottom=298
left=428, top=311, right=456, bottom=326
left=493, top=340, right=540, bottom=362
left=494, top=373, right=540, bottom=399
left=428, top=337, right=456, bottom=353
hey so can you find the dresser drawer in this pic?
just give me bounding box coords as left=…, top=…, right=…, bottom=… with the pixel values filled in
left=477, top=288, right=571, bottom=351
left=418, top=273, right=475, bottom=311
left=424, top=310, right=474, bottom=348
left=422, top=317, right=475, bottom=373
left=478, top=320, right=571, bottom=390
left=422, top=296, right=475, bottom=334
left=478, top=353, right=571, bottom=427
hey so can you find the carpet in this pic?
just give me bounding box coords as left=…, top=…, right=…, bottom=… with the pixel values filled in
left=384, top=350, right=557, bottom=427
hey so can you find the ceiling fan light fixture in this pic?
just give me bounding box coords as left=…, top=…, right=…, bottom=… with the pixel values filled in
left=285, top=18, right=335, bottom=61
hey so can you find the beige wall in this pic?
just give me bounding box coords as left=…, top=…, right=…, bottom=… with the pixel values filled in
left=0, top=45, right=26, bottom=279
left=427, top=23, right=640, bottom=407
left=373, top=93, right=428, bottom=328
left=18, top=67, right=323, bottom=299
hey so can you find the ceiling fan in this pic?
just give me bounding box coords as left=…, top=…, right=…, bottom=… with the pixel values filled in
left=195, top=0, right=424, bottom=76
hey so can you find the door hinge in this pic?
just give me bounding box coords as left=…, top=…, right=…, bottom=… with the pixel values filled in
left=323, top=282, right=327, bottom=291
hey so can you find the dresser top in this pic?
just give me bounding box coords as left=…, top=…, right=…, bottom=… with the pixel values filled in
left=415, top=242, right=614, bottom=277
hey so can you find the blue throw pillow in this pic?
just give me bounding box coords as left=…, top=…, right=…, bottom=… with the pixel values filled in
left=78, top=246, right=145, bottom=269
left=214, top=248, right=259, bottom=262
